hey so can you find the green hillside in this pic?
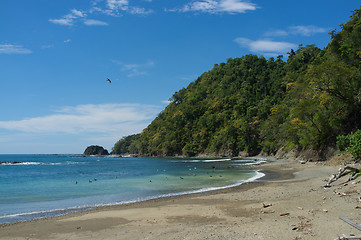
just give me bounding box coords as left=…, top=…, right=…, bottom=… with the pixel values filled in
left=113, top=7, right=361, bottom=158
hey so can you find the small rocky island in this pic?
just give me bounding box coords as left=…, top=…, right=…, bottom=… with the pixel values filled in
left=83, top=145, right=109, bottom=155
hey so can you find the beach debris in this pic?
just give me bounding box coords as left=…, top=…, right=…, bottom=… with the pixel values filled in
left=297, top=207, right=304, bottom=210
left=299, top=160, right=306, bottom=164
left=180, top=177, right=184, bottom=179
left=324, top=165, right=360, bottom=188
left=336, top=234, right=361, bottom=239
left=280, top=212, right=290, bottom=216
left=292, top=217, right=313, bottom=234
left=261, top=210, right=275, bottom=214
left=322, top=209, right=328, bottom=213
left=340, top=216, right=361, bottom=231
left=355, top=206, right=361, bottom=209
left=336, top=216, right=361, bottom=240
left=262, top=203, right=272, bottom=208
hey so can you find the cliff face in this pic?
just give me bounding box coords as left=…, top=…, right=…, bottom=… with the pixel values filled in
left=83, top=145, right=109, bottom=155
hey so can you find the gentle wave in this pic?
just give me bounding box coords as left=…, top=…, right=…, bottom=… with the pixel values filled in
left=155, top=170, right=265, bottom=198
left=175, top=158, right=232, bottom=163
left=0, top=206, right=91, bottom=223
left=0, top=161, right=86, bottom=166
left=0, top=162, right=58, bottom=166
left=0, top=170, right=265, bottom=224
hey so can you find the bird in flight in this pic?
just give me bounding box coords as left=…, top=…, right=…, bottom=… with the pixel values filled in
left=106, top=78, right=111, bottom=83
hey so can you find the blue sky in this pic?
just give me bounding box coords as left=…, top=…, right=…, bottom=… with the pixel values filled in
left=1, top=0, right=360, bottom=154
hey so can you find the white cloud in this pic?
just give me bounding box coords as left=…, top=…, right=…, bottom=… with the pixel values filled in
left=128, top=6, right=153, bottom=15
left=234, top=37, right=297, bottom=55
left=161, top=100, right=171, bottom=104
left=263, top=29, right=289, bottom=37
left=107, top=0, right=129, bottom=11
left=41, top=44, right=54, bottom=49
left=289, top=25, right=328, bottom=36
left=174, top=0, right=257, bottom=14
left=0, top=103, right=163, bottom=153
left=219, top=0, right=257, bottom=13
left=264, top=25, right=328, bottom=37
left=84, top=19, right=109, bottom=26
left=50, top=1, right=152, bottom=26
left=114, top=60, right=155, bottom=77
left=0, top=103, right=161, bottom=134
left=70, top=9, right=86, bottom=18
left=0, top=44, right=32, bottom=54
left=49, top=8, right=87, bottom=26
left=49, top=18, right=74, bottom=26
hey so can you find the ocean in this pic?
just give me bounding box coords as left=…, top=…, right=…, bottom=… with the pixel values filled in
left=0, top=154, right=266, bottom=224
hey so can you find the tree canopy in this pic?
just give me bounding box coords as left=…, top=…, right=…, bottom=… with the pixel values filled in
left=112, top=7, right=361, bottom=158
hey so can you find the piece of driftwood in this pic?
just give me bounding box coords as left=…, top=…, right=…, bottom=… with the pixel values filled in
left=324, top=165, right=360, bottom=188
left=263, top=203, right=272, bottom=208
left=337, top=235, right=361, bottom=240
left=336, top=217, right=361, bottom=240
left=280, top=212, right=290, bottom=216
left=339, top=216, right=361, bottom=231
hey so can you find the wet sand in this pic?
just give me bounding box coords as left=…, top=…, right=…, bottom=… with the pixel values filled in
left=1, top=158, right=360, bottom=240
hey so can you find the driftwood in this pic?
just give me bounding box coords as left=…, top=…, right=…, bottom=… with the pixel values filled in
left=337, top=235, right=361, bottom=240
left=336, top=216, right=361, bottom=240
left=324, top=165, right=360, bottom=188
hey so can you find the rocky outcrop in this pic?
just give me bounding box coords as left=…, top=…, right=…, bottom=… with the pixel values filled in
left=274, top=147, right=338, bottom=162
left=83, top=145, right=109, bottom=155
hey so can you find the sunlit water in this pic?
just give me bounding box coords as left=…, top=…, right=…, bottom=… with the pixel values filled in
left=0, top=154, right=266, bottom=223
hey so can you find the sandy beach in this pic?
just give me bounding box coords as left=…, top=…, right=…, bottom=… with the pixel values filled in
left=1, top=158, right=360, bottom=240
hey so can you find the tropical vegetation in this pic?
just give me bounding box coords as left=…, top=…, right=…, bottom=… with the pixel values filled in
left=113, top=7, right=361, bottom=158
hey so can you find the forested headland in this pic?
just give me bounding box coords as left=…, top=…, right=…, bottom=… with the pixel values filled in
left=112, top=7, right=361, bottom=160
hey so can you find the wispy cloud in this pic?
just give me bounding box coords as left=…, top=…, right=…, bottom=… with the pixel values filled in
left=50, top=0, right=152, bottom=26
left=114, top=60, right=155, bottom=77
left=0, top=44, right=32, bottom=54
left=107, top=0, right=129, bottom=11
left=0, top=103, right=163, bottom=153
left=83, top=19, right=109, bottom=26
left=161, top=100, right=171, bottom=104
left=49, top=9, right=87, bottom=26
left=289, top=25, right=328, bottom=36
left=170, top=0, right=257, bottom=14
left=41, top=44, right=54, bottom=49
left=234, top=37, right=297, bottom=56
left=0, top=103, right=161, bottom=134
left=264, top=25, right=328, bottom=37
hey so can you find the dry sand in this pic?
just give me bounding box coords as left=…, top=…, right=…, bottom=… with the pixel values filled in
left=1, top=158, right=360, bottom=240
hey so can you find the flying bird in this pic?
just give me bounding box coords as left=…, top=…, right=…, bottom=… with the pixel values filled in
left=106, top=78, right=111, bottom=83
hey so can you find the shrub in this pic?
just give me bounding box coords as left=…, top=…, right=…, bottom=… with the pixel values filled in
left=337, top=130, right=361, bottom=159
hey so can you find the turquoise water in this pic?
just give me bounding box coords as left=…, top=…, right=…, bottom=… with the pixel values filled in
left=0, top=154, right=265, bottom=223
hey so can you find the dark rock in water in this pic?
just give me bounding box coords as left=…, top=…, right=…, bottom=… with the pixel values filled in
left=83, top=145, right=109, bottom=155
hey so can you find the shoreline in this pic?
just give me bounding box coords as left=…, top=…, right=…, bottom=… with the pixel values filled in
left=0, top=158, right=266, bottom=225
left=0, top=158, right=283, bottom=225
left=1, top=158, right=360, bottom=239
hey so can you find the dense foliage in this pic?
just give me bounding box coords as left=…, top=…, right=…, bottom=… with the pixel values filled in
left=337, top=130, right=361, bottom=160
left=113, top=7, right=361, bottom=157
